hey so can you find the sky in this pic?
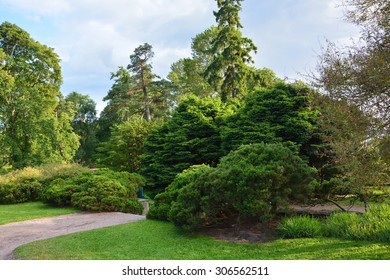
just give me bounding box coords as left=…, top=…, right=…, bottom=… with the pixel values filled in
left=0, top=0, right=360, bottom=113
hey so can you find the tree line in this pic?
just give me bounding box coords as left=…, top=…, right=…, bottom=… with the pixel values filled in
left=1, top=0, right=389, bottom=223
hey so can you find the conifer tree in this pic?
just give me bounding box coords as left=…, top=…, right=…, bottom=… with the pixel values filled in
left=205, top=0, right=257, bottom=101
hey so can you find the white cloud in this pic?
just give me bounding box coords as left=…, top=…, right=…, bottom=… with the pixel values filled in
left=3, top=0, right=214, bottom=100
left=2, top=0, right=71, bottom=15
left=2, top=0, right=360, bottom=109
left=242, top=0, right=359, bottom=80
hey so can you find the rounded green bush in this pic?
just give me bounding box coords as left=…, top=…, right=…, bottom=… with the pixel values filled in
left=40, top=178, right=80, bottom=206
left=0, top=180, right=43, bottom=204
left=41, top=169, right=145, bottom=214
left=124, top=198, right=144, bottom=215
left=0, top=163, right=88, bottom=204
left=71, top=176, right=128, bottom=212
left=154, top=143, right=317, bottom=231
left=147, top=164, right=212, bottom=222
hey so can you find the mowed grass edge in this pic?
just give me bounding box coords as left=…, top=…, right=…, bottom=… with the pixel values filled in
left=14, top=219, right=390, bottom=260
left=0, top=202, right=79, bottom=225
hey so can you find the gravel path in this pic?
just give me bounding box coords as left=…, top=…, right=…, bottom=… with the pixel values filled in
left=0, top=212, right=145, bottom=260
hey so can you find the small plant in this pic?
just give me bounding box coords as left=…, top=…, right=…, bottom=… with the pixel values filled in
left=277, top=215, right=323, bottom=238
left=323, top=212, right=361, bottom=239
left=323, top=204, right=390, bottom=243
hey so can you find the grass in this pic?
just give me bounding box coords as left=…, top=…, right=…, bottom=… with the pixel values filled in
left=278, top=204, right=390, bottom=243
left=0, top=201, right=79, bottom=225
left=277, top=215, right=322, bottom=238
left=14, top=219, right=390, bottom=260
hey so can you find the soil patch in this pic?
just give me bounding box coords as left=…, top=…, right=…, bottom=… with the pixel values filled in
left=198, top=218, right=280, bottom=244
left=198, top=204, right=366, bottom=244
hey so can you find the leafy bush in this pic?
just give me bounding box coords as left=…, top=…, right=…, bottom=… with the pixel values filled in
left=71, top=176, right=128, bottom=211
left=0, top=180, right=43, bottom=204
left=37, top=163, right=90, bottom=187
left=277, top=216, right=323, bottom=238
left=0, top=163, right=88, bottom=204
left=168, top=166, right=214, bottom=231
left=211, top=143, right=316, bottom=219
left=41, top=169, right=145, bottom=214
left=40, top=178, right=81, bottom=206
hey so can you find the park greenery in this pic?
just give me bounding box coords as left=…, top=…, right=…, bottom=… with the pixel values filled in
left=14, top=219, right=390, bottom=260
left=0, top=0, right=389, bottom=259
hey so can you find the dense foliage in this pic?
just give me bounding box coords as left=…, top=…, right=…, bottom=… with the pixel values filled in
left=41, top=169, right=144, bottom=214
left=65, top=92, right=98, bottom=165
left=1, top=1, right=388, bottom=238
left=313, top=0, right=390, bottom=195
left=311, top=95, right=390, bottom=206
left=141, top=95, right=236, bottom=193
left=149, top=143, right=316, bottom=231
left=221, top=82, right=318, bottom=154
left=0, top=22, right=79, bottom=168
left=0, top=164, right=89, bottom=204
left=96, top=116, right=153, bottom=172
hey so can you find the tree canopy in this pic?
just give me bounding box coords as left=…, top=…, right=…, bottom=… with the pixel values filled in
left=221, top=81, right=318, bottom=155
left=314, top=0, right=389, bottom=132
left=65, top=92, right=98, bottom=165
left=0, top=22, right=79, bottom=168
left=141, top=95, right=236, bottom=192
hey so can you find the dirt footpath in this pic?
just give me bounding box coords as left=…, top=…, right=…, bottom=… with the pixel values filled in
left=0, top=212, right=145, bottom=260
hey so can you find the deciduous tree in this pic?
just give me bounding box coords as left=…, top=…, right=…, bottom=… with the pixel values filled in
left=314, top=0, right=389, bottom=132
left=65, top=92, right=98, bottom=164
left=0, top=22, right=79, bottom=168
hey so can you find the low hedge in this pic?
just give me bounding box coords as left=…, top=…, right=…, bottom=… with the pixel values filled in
left=0, top=164, right=89, bottom=204
left=41, top=169, right=145, bottom=214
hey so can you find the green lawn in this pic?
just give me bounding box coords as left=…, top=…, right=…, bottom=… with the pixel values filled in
left=14, top=219, right=390, bottom=260
left=0, top=202, right=79, bottom=225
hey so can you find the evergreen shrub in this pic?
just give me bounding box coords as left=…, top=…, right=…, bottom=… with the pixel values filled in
left=41, top=169, right=145, bottom=214
left=0, top=163, right=88, bottom=204
left=149, top=143, right=317, bottom=231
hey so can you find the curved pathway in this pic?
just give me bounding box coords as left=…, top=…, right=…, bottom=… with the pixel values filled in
left=0, top=212, right=145, bottom=260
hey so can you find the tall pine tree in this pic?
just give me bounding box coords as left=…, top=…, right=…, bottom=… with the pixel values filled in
left=205, top=0, right=257, bottom=101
